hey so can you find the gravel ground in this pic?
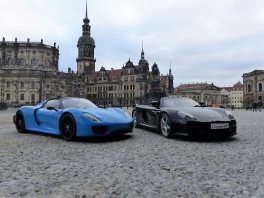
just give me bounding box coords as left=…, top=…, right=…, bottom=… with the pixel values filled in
left=0, top=108, right=264, bottom=198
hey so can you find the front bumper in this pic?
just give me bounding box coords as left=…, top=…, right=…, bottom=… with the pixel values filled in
left=170, top=118, right=237, bottom=137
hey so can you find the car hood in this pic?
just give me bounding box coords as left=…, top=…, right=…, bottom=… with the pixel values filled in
left=79, top=107, right=131, bottom=121
left=176, top=107, right=225, bottom=119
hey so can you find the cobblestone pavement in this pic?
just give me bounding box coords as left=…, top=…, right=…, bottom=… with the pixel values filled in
left=0, top=108, right=264, bottom=197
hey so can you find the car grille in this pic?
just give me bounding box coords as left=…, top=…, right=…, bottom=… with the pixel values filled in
left=92, top=126, right=108, bottom=134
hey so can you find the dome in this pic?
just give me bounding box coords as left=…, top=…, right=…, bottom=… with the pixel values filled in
left=125, top=59, right=134, bottom=68
left=100, top=66, right=106, bottom=71
left=78, top=35, right=95, bottom=46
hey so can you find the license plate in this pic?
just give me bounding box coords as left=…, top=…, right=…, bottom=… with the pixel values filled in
left=211, top=123, right=229, bottom=129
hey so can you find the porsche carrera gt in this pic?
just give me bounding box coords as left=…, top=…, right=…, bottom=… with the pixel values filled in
left=132, top=96, right=237, bottom=138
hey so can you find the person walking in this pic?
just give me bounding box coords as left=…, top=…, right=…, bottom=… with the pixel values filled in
left=258, top=100, right=263, bottom=112
left=253, top=101, right=258, bottom=112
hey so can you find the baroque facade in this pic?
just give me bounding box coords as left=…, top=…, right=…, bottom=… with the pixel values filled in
left=242, top=70, right=264, bottom=107
left=0, top=37, right=63, bottom=105
left=174, top=83, right=222, bottom=106
left=0, top=4, right=173, bottom=107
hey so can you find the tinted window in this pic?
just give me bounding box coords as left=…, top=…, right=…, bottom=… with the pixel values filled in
left=62, top=98, right=97, bottom=109
left=162, top=97, right=200, bottom=107
left=43, top=99, right=60, bottom=109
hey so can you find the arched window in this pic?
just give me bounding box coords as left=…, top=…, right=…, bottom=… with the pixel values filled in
left=19, top=58, right=25, bottom=66
left=259, top=83, right=263, bottom=92
left=248, top=84, right=251, bottom=93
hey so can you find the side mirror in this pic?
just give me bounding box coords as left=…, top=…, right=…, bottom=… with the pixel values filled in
left=150, top=101, right=160, bottom=108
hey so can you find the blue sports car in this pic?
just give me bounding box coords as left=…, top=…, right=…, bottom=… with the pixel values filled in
left=13, top=97, right=134, bottom=140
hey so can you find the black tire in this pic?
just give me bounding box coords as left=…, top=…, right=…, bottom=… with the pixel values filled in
left=60, top=114, right=76, bottom=141
left=159, top=113, right=172, bottom=138
left=132, top=110, right=139, bottom=128
left=15, top=111, right=26, bottom=133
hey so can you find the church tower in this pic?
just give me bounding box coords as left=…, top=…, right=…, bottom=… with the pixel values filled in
left=168, top=65, right=174, bottom=94
left=76, top=2, right=96, bottom=75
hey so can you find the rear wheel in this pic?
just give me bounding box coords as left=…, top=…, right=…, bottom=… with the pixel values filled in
left=15, top=111, right=26, bottom=133
left=160, top=113, right=172, bottom=138
left=132, top=110, right=139, bottom=128
left=60, top=114, right=76, bottom=141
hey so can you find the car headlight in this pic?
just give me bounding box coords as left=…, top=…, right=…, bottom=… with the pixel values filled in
left=178, top=111, right=197, bottom=121
left=83, top=113, right=100, bottom=122
left=225, top=110, right=235, bottom=120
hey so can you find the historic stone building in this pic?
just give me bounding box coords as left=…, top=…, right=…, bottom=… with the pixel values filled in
left=174, top=83, right=222, bottom=106
left=242, top=70, right=264, bottom=107
left=86, top=50, right=173, bottom=106
left=0, top=4, right=173, bottom=107
left=0, top=37, right=62, bottom=106
left=221, top=81, right=243, bottom=108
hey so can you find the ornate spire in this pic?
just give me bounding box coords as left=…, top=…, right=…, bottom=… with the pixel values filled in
left=169, top=61, right=172, bottom=75
left=141, top=41, right=145, bottom=59
left=82, top=0, right=91, bottom=35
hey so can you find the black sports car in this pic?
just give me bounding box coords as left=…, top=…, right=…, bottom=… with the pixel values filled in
left=132, top=96, right=237, bottom=138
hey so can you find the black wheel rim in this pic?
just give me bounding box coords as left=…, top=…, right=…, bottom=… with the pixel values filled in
left=61, top=115, right=75, bottom=140
left=16, top=113, right=24, bottom=131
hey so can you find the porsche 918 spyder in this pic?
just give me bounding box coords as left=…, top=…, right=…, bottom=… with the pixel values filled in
left=132, top=96, right=237, bottom=138
left=13, top=97, right=133, bottom=140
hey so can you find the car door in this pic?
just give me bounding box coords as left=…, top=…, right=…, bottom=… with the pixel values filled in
left=36, top=99, right=60, bottom=133
left=147, top=106, right=161, bottom=128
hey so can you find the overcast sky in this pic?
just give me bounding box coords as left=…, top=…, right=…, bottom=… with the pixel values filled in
left=1, top=0, right=264, bottom=87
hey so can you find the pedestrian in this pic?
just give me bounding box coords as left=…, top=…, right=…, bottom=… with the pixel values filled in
left=258, top=100, right=263, bottom=112
left=253, top=101, right=258, bottom=112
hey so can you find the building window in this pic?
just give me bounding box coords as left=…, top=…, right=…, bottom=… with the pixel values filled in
left=45, top=60, right=51, bottom=67
left=7, top=82, right=10, bottom=88
left=19, top=58, right=25, bottom=66
left=7, top=58, right=12, bottom=65
left=31, top=82, right=35, bottom=89
left=20, top=82, right=24, bottom=88
left=31, top=58, right=37, bottom=66
left=259, top=83, right=263, bottom=92
left=31, top=94, right=35, bottom=101
left=20, top=93, right=24, bottom=100
left=248, top=84, right=251, bottom=93
left=6, top=93, right=10, bottom=100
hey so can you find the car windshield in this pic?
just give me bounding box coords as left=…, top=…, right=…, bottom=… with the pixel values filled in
left=162, top=97, right=200, bottom=108
left=62, top=98, right=98, bottom=109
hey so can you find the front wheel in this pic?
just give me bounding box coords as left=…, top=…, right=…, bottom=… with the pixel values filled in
left=160, top=113, right=172, bottom=138
left=132, top=110, right=139, bottom=128
left=60, top=114, right=76, bottom=141
left=15, top=111, right=26, bottom=133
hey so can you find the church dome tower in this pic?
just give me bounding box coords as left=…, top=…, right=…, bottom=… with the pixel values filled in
left=76, top=1, right=96, bottom=75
